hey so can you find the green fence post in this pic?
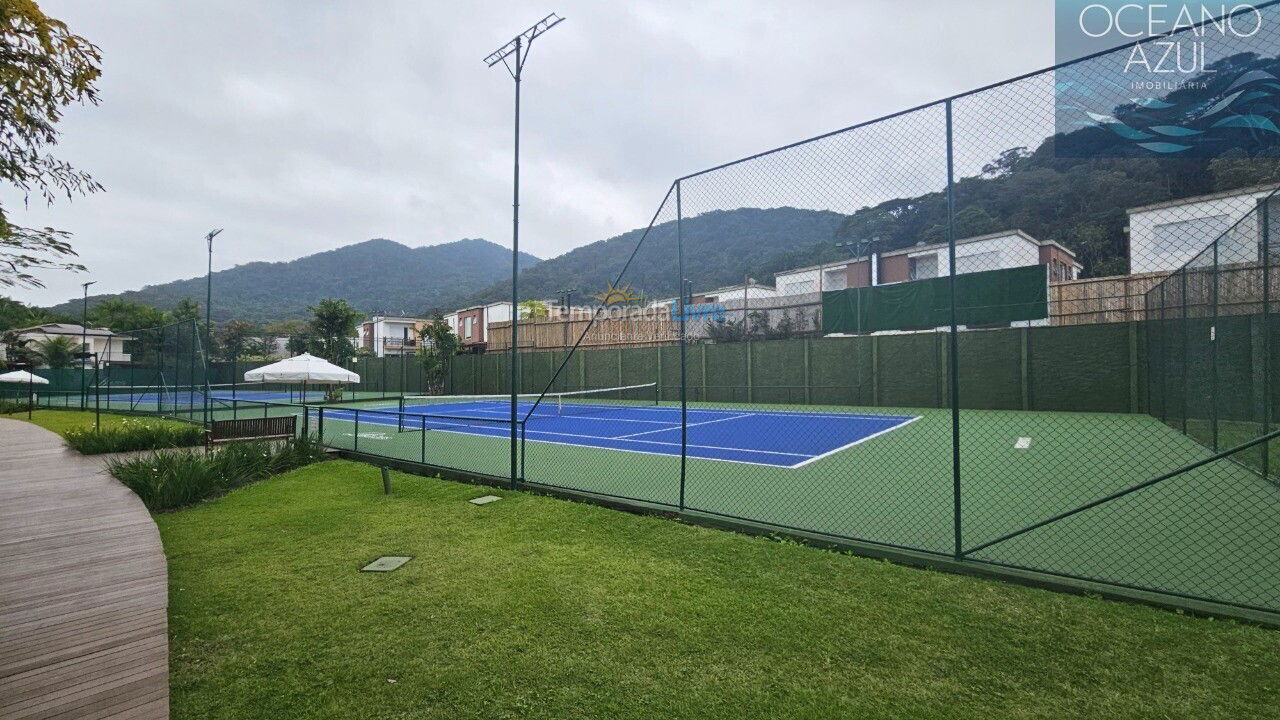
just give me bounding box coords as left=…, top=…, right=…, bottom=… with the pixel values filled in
left=746, top=341, right=753, bottom=404
left=945, top=97, right=962, bottom=560
left=701, top=344, right=708, bottom=403
left=803, top=338, right=811, bottom=405
left=1211, top=238, right=1220, bottom=451
left=1128, top=321, right=1139, bottom=414
left=1181, top=268, right=1189, bottom=434
left=1262, top=198, right=1271, bottom=480
left=354, top=409, right=360, bottom=453
left=1020, top=327, right=1030, bottom=411
left=421, top=415, right=427, bottom=463
left=656, top=346, right=663, bottom=402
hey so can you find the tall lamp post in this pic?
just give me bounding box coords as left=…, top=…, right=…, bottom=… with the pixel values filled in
left=204, top=228, right=223, bottom=427
left=484, top=12, right=565, bottom=488
left=74, top=351, right=100, bottom=432
left=80, top=280, right=96, bottom=409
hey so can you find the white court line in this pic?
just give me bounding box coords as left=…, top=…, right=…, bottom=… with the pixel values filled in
left=789, top=415, right=923, bottom=468
left=613, top=413, right=753, bottom=439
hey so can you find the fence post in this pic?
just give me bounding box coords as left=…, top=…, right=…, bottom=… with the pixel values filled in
left=871, top=336, right=880, bottom=406
left=1128, top=321, right=1138, bottom=414
left=677, top=181, right=687, bottom=511
left=656, top=346, right=663, bottom=402
left=746, top=340, right=753, bottom=404
left=421, top=415, right=427, bottom=464
left=1211, top=238, right=1220, bottom=451
left=1020, top=327, right=1030, bottom=411
left=354, top=409, right=360, bottom=453
left=803, top=338, right=811, bottom=405
left=1160, top=283, right=1167, bottom=423
left=318, top=407, right=325, bottom=444
left=945, top=98, right=962, bottom=560
left=1181, top=267, right=1189, bottom=434
left=701, top=344, right=708, bottom=403
left=1262, top=198, right=1271, bottom=480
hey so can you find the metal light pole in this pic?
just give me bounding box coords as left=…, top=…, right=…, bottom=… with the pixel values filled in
left=484, top=12, right=565, bottom=488
left=557, top=288, right=575, bottom=350
left=80, top=281, right=95, bottom=409
left=204, top=229, right=222, bottom=427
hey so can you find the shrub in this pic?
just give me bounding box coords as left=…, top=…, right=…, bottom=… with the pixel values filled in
left=62, top=418, right=205, bottom=454
left=107, top=436, right=327, bottom=511
left=0, top=399, right=33, bottom=414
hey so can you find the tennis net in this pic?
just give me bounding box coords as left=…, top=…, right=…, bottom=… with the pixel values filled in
left=397, top=382, right=659, bottom=427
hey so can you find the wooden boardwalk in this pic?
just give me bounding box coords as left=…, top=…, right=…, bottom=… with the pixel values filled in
left=0, top=418, right=168, bottom=719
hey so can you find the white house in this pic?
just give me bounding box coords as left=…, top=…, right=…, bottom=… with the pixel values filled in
left=14, top=324, right=133, bottom=366
left=692, top=281, right=777, bottom=305
left=359, top=316, right=426, bottom=357
left=774, top=230, right=1080, bottom=297
left=1126, top=183, right=1278, bottom=274
left=453, top=302, right=513, bottom=349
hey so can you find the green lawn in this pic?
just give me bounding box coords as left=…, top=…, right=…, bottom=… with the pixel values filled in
left=159, top=459, right=1280, bottom=720
left=304, top=400, right=1280, bottom=612
left=1, top=408, right=194, bottom=435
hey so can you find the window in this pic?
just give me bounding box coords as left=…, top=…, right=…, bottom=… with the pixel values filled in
left=954, top=250, right=1000, bottom=275
left=909, top=253, right=938, bottom=280
left=1148, top=214, right=1230, bottom=270
left=464, top=317, right=474, bottom=339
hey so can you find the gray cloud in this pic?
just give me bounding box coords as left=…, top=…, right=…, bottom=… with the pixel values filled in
left=6, top=0, right=1052, bottom=308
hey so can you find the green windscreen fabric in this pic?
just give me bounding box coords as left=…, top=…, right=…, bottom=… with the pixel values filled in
left=822, top=264, right=1049, bottom=334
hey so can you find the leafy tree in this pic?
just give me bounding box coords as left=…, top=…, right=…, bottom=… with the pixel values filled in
left=0, top=329, right=32, bottom=369
left=0, top=2, right=103, bottom=288
left=214, top=320, right=257, bottom=361
left=30, top=334, right=78, bottom=368
left=171, top=298, right=200, bottom=322
left=0, top=296, right=41, bottom=331
left=86, top=298, right=167, bottom=332
left=416, top=317, right=460, bottom=394
left=306, top=298, right=361, bottom=364
left=243, top=336, right=277, bottom=360
left=519, top=299, right=550, bottom=319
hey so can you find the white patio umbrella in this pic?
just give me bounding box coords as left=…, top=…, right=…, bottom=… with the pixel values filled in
left=0, top=370, right=50, bottom=385
left=243, top=353, right=359, bottom=403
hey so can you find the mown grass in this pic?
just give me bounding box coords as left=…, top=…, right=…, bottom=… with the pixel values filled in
left=6, top=408, right=191, bottom=436
left=159, top=460, right=1280, bottom=720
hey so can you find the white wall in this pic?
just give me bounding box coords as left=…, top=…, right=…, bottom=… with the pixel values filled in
left=903, top=233, right=1040, bottom=280
left=1129, top=188, right=1270, bottom=273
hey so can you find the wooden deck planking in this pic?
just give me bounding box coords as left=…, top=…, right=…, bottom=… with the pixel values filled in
left=0, top=419, right=168, bottom=720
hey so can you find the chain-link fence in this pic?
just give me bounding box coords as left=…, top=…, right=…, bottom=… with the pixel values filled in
left=423, top=6, right=1280, bottom=620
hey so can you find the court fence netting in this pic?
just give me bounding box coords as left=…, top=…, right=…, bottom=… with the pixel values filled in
left=4, top=5, right=1279, bottom=623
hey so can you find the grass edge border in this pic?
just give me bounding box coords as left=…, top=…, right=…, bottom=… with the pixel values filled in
left=337, top=449, right=1280, bottom=630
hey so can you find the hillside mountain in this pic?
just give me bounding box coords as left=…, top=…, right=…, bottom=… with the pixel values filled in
left=464, top=207, right=847, bottom=306
left=48, top=238, right=539, bottom=324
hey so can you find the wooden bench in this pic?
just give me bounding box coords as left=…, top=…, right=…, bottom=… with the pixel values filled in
left=205, top=415, right=297, bottom=449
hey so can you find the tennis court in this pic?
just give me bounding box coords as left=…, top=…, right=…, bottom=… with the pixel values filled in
left=326, top=385, right=921, bottom=467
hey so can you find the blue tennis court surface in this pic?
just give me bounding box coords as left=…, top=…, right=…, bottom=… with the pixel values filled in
left=332, top=400, right=920, bottom=468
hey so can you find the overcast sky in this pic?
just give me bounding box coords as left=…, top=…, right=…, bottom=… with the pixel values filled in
left=6, top=0, right=1054, bottom=308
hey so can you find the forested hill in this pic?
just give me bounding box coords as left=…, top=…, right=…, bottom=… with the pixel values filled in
left=47, top=238, right=539, bottom=324
left=464, top=207, right=847, bottom=306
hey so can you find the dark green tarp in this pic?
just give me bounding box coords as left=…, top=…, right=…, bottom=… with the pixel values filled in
left=822, top=264, right=1049, bottom=334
